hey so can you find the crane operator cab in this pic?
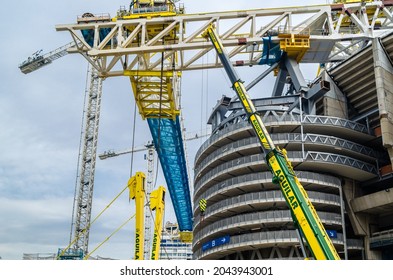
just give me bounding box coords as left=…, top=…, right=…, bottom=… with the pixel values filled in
left=117, top=0, right=183, bottom=19
left=133, top=0, right=171, bottom=14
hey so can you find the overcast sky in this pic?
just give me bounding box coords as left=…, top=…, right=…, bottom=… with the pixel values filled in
left=0, top=0, right=327, bottom=260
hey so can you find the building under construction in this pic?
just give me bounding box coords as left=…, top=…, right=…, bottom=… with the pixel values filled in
left=19, top=0, right=393, bottom=260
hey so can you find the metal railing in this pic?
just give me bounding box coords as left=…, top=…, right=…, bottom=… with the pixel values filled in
left=193, top=190, right=341, bottom=228
left=194, top=151, right=377, bottom=195
left=193, top=210, right=342, bottom=245
left=194, top=230, right=348, bottom=259
left=196, top=113, right=370, bottom=163
left=194, top=171, right=341, bottom=212
left=370, top=229, right=393, bottom=248
left=195, top=133, right=377, bottom=177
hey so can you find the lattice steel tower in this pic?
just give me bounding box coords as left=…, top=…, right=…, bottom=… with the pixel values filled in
left=71, top=65, right=103, bottom=255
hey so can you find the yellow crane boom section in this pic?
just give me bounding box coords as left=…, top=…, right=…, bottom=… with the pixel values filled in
left=149, top=186, right=166, bottom=260
left=128, top=172, right=166, bottom=260
left=128, top=172, right=146, bottom=260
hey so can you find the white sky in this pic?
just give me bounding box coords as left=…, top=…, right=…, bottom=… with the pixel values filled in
left=0, top=0, right=329, bottom=260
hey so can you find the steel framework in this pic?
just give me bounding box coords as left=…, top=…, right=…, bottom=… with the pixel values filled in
left=53, top=1, right=393, bottom=254
left=71, top=66, right=103, bottom=255
left=56, top=1, right=393, bottom=76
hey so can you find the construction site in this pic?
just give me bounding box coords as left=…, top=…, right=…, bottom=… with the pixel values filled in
left=12, top=0, right=393, bottom=260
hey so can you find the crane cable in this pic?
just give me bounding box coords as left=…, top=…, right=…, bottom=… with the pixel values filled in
left=84, top=212, right=137, bottom=260
left=145, top=48, right=172, bottom=260
left=129, top=51, right=142, bottom=178
left=57, top=183, right=129, bottom=259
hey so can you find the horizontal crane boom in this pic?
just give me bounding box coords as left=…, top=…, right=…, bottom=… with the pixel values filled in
left=98, top=132, right=210, bottom=160
left=19, top=42, right=75, bottom=74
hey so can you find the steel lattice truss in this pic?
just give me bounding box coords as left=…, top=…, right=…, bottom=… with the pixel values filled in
left=73, top=66, right=103, bottom=254
left=56, top=1, right=393, bottom=76
left=147, top=117, right=193, bottom=231
left=54, top=1, right=393, bottom=249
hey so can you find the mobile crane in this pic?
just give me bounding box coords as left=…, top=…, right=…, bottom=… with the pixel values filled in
left=128, top=172, right=166, bottom=260
left=202, top=25, right=340, bottom=260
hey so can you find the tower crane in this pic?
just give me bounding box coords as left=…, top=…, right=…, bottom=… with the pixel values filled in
left=28, top=0, right=392, bottom=259
left=19, top=1, right=200, bottom=260
left=19, top=42, right=104, bottom=259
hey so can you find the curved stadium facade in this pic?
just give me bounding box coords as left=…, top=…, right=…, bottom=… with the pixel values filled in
left=194, top=109, right=372, bottom=259
left=192, top=34, right=393, bottom=260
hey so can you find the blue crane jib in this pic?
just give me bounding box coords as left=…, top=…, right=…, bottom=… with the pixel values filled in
left=147, top=116, right=193, bottom=231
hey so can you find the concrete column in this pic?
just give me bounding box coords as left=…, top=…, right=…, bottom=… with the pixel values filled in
left=363, top=215, right=382, bottom=260
left=320, top=72, right=348, bottom=118
left=373, top=38, right=393, bottom=165
left=342, top=179, right=387, bottom=259
left=342, top=179, right=367, bottom=236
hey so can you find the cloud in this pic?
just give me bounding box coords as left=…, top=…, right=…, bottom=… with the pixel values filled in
left=0, top=197, right=73, bottom=259
left=0, top=0, right=328, bottom=260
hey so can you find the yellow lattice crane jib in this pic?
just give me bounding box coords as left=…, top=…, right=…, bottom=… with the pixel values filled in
left=124, top=70, right=181, bottom=120
left=118, top=1, right=182, bottom=121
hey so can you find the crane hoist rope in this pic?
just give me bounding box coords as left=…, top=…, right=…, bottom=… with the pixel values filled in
left=84, top=213, right=137, bottom=260
left=57, top=183, right=129, bottom=259
left=129, top=100, right=138, bottom=178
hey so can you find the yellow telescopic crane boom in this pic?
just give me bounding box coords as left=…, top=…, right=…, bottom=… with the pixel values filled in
left=149, top=186, right=166, bottom=260
left=202, top=25, right=340, bottom=260
left=128, top=172, right=146, bottom=260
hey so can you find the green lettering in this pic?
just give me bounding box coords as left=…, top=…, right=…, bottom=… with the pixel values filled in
left=292, top=201, right=299, bottom=209
left=276, top=175, right=300, bottom=211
